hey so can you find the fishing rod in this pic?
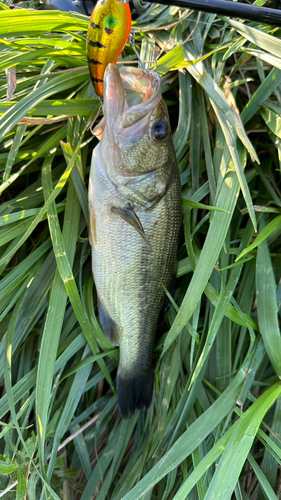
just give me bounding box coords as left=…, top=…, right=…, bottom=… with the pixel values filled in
left=142, top=0, right=281, bottom=27
left=41, top=0, right=281, bottom=27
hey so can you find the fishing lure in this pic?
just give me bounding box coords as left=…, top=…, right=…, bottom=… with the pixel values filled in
left=87, top=0, right=131, bottom=98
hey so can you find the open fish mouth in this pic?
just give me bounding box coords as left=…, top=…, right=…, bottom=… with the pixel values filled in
left=93, top=64, right=162, bottom=139
left=120, top=66, right=162, bottom=129
left=119, top=65, right=161, bottom=109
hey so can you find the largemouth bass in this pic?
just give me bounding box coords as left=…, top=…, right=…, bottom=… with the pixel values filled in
left=89, top=64, right=181, bottom=419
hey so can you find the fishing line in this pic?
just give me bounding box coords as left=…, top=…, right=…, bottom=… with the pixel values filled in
left=88, top=99, right=103, bottom=135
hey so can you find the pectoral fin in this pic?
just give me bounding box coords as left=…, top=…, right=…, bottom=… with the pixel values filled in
left=111, top=206, right=151, bottom=248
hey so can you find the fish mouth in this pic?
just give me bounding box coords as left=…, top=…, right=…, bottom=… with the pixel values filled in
left=93, top=64, right=162, bottom=140
left=104, top=64, right=162, bottom=129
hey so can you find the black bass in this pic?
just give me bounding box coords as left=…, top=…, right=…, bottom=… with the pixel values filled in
left=89, top=64, right=181, bottom=419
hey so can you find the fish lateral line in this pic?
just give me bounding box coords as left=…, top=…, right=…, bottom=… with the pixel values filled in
left=111, top=205, right=152, bottom=249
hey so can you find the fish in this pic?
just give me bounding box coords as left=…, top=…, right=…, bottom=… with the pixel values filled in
left=86, top=0, right=131, bottom=97
left=88, top=64, right=182, bottom=419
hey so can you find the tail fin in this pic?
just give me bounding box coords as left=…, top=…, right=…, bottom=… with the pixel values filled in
left=117, top=366, right=154, bottom=419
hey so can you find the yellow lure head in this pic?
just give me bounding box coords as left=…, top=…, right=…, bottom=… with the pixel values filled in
left=87, top=0, right=132, bottom=98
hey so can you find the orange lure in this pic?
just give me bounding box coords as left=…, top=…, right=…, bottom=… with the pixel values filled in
left=87, top=0, right=131, bottom=98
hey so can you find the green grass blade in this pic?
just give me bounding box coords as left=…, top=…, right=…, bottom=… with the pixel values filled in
left=0, top=10, right=88, bottom=36
left=182, top=198, right=229, bottom=213
left=0, top=68, right=88, bottom=141
left=42, top=143, right=114, bottom=391
left=0, top=133, right=84, bottom=270
left=256, top=226, right=281, bottom=377
left=4, top=296, right=62, bottom=500
left=36, top=147, right=82, bottom=476
left=248, top=454, right=278, bottom=500
left=204, top=382, right=281, bottom=500
left=237, top=215, right=281, bottom=261
left=241, top=67, right=281, bottom=125
left=260, top=398, right=281, bottom=493
left=225, top=17, right=281, bottom=60
left=163, top=147, right=246, bottom=356
left=3, top=124, right=26, bottom=181
left=122, top=355, right=253, bottom=500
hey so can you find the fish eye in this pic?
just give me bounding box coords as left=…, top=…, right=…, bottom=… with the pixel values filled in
left=151, top=120, right=168, bottom=141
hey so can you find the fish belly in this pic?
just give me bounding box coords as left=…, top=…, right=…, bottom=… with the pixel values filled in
left=89, top=147, right=181, bottom=418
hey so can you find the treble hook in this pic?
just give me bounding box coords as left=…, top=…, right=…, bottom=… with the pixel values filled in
left=148, top=55, right=158, bottom=73
left=128, top=31, right=147, bottom=72
left=129, top=31, right=158, bottom=73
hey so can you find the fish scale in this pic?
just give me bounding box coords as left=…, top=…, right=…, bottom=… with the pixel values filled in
left=89, top=64, right=181, bottom=418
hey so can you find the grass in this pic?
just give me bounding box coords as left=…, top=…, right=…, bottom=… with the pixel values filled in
left=0, top=0, right=281, bottom=498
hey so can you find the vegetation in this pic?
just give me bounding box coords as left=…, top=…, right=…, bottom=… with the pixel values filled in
left=1, top=0, right=281, bottom=498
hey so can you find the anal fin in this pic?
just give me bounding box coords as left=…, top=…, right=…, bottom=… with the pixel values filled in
left=98, top=299, right=120, bottom=346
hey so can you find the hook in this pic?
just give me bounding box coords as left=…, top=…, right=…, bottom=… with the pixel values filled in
left=148, top=55, right=158, bottom=73
left=128, top=31, right=147, bottom=72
